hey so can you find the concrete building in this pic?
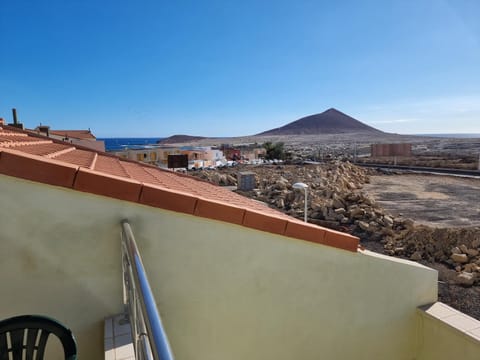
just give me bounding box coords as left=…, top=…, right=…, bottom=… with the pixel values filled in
left=115, top=146, right=180, bottom=167
left=371, top=143, right=412, bottom=157
left=115, top=146, right=226, bottom=169
left=221, top=145, right=266, bottom=163
left=0, top=124, right=479, bottom=359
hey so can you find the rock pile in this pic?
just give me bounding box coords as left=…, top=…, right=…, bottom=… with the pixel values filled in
left=190, top=170, right=237, bottom=186
left=383, top=226, right=480, bottom=286
left=190, top=162, right=480, bottom=286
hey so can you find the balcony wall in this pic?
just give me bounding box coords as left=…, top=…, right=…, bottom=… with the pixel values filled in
left=416, top=303, right=480, bottom=359
left=0, top=174, right=440, bottom=359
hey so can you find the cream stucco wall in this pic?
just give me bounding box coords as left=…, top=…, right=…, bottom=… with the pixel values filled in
left=0, top=174, right=439, bottom=359
left=416, top=311, right=480, bottom=360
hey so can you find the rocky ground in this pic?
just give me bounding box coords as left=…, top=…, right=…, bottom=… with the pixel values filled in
left=189, top=162, right=480, bottom=320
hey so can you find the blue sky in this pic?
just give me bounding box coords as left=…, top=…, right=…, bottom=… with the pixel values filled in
left=1, top=0, right=479, bottom=137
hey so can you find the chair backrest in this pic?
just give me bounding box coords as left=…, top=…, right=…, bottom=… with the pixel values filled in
left=0, top=315, right=77, bottom=360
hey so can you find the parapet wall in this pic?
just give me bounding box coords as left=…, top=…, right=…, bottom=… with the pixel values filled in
left=0, top=174, right=440, bottom=359
left=417, top=303, right=480, bottom=359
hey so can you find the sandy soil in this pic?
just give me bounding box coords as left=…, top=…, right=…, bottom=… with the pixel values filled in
left=363, top=173, right=480, bottom=228
left=362, top=173, right=480, bottom=319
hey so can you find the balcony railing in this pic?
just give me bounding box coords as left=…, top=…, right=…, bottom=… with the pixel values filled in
left=121, top=220, right=175, bottom=360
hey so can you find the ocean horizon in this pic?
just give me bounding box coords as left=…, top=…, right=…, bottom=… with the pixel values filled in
left=414, top=133, right=480, bottom=138
left=99, top=137, right=165, bottom=152
left=100, top=133, right=480, bottom=152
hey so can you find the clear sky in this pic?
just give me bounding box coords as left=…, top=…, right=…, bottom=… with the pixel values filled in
left=1, top=0, right=479, bottom=137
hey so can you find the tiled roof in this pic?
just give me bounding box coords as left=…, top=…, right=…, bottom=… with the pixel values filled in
left=49, top=129, right=96, bottom=140
left=0, top=125, right=359, bottom=252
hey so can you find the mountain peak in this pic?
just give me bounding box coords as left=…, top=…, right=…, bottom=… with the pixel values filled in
left=257, top=108, right=383, bottom=136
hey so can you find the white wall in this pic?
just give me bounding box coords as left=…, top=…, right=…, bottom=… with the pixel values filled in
left=0, top=174, right=438, bottom=359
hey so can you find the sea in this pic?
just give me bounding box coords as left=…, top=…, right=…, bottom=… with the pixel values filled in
left=99, top=138, right=164, bottom=152
left=415, top=133, right=480, bottom=138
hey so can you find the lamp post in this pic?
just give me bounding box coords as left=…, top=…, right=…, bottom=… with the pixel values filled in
left=293, top=182, right=308, bottom=223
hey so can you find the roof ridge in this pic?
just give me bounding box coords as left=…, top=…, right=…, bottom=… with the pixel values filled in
left=118, top=158, right=135, bottom=179
left=0, top=140, right=53, bottom=148
left=45, top=146, right=76, bottom=159
left=115, top=156, right=133, bottom=178
left=89, top=153, right=98, bottom=169
left=0, top=132, right=29, bottom=137
left=142, top=166, right=166, bottom=183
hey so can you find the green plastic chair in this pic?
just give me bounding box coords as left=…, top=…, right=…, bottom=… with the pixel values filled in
left=0, top=315, right=77, bottom=360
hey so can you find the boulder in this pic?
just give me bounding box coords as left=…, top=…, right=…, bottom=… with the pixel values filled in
left=451, top=247, right=462, bottom=255
left=467, top=248, right=479, bottom=257
left=451, top=253, right=468, bottom=264
left=456, top=272, right=475, bottom=287
left=358, top=221, right=370, bottom=231
left=276, top=198, right=285, bottom=208
left=383, top=216, right=394, bottom=227
left=410, top=251, right=423, bottom=261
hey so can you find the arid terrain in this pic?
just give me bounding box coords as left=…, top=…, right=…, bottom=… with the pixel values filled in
left=362, top=173, right=480, bottom=319
left=188, top=162, right=480, bottom=319
left=363, top=174, right=480, bottom=228
left=164, top=132, right=480, bottom=164
left=170, top=113, right=480, bottom=318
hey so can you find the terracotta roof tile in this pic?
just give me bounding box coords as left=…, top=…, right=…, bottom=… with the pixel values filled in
left=122, top=162, right=162, bottom=185
left=139, top=184, right=198, bottom=214
left=11, top=142, right=72, bottom=157
left=0, top=126, right=359, bottom=252
left=49, top=130, right=96, bottom=140
left=285, top=221, right=327, bottom=245
left=0, top=148, right=78, bottom=188
left=55, top=149, right=96, bottom=168
left=74, top=168, right=142, bottom=202
left=323, top=229, right=359, bottom=253
left=0, top=134, right=50, bottom=146
left=94, top=155, right=129, bottom=177
left=243, top=209, right=288, bottom=235
left=0, top=133, right=29, bottom=138
left=194, top=198, right=246, bottom=225
left=0, top=128, right=18, bottom=134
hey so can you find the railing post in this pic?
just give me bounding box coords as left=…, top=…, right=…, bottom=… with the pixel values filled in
left=121, top=220, right=175, bottom=360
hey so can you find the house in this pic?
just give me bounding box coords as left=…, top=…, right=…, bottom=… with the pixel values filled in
left=221, top=144, right=266, bottom=163
left=32, top=125, right=106, bottom=152
left=115, top=146, right=226, bottom=169
left=0, top=124, right=479, bottom=359
left=114, top=146, right=179, bottom=167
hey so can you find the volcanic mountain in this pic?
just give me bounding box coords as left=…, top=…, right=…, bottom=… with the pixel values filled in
left=158, top=134, right=206, bottom=144
left=257, top=108, right=383, bottom=135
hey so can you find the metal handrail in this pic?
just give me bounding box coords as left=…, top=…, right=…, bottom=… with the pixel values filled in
left=121, top=220, right=175, bottom=360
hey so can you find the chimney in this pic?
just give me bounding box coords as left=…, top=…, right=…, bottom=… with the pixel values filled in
left=37, top=125, right=50, bottom=137
left=8, top=108, right=24, bottom=129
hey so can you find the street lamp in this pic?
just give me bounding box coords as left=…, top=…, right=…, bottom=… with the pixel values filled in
left=293, top=182, right=308, bottom=223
